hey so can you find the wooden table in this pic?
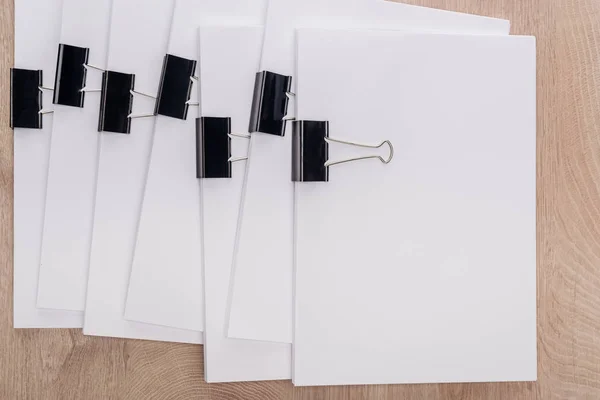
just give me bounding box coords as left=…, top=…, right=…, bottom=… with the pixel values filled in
left=1, top=0, right=598, bottom=398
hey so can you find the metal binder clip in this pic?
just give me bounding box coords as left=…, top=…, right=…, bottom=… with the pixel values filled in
left=291, top=120, right=394, bottom=182
left=154, top=54, right=197, bottom=120
left=98, top=71, right=136, bottom=134
left=53, top=44, right=90, bottom=107
left=196, top=117, right=249, bottom=179
left=76, top=62, right=137, bottom=133
left=10, top=68, right=45, bottom=129
left=248, top=71, right=292, bottom=136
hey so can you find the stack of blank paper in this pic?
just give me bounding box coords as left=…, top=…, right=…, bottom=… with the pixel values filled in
left=83, top=0, right=202, bottom=343
left=292, top=29, right=536, bottom=386
left=10, top=0, right=537, bottom=388
left=13, top=0, right=82, bottom=328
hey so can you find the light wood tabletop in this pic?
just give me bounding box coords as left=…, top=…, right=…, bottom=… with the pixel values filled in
left=1, top=0, right=599, bottom=398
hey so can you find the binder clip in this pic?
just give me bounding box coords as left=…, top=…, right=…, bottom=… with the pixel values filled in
left=80, top=64, right=139, bottom=134
left=195, top=117, right=249, bottom=179
left=53, top=44, right=90, bottom=107
left=10, top=68, right=49, bottom=129
left=248, top=71, right=292, bottom=136
left=154, top=54, right=197, bottom=120
left=97, top=71, right=136, bottom=134
left=291, top=120, right=394, bottom=182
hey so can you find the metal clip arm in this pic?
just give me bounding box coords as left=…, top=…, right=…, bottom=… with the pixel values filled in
left=325, top=137, right=394, bottom=167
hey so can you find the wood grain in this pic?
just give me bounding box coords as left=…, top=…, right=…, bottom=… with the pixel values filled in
left=1, top=0, right=599, bottom=398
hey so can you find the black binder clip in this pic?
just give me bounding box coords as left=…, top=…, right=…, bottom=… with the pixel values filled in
left=154, top=54, right=197, bottom=120
left=10, top=68, right=44, bottom=129
left=248, top=71, right=292, bottom=136
left=195, top=117, right=249, bottom=179
left=291, top=120, right=394, bottom=182
left=98, top=71, right=136, bottom=134
left=53, top=44, right=90, bottom=107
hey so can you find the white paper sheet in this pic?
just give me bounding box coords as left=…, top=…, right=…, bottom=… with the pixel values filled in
left=13, top=0, right=83, bottom=328
left=199, top=25, right=291, bottom=383
left=293, top=29, right=537, bottom=386
left=83, top=0, right=201, bottom=343
left=36, top=0, right=112, bottom=312
left=228, top=0, right=512, bottom=344
left=124, top=0, right=267, bottom=332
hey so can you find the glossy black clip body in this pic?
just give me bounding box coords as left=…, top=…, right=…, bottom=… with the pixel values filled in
left=248, top=71, right=292, bottom=136
left=10, top=68, right=43, bottom=129
left=196, top=117, right=232, bottom=179
left=98, top=71, right=135, bottom=134
left=291, top=120, right=329, bottom=182
left=53, top=44, right=90, bottom=107
left=154, top=54, right=197, bottom=120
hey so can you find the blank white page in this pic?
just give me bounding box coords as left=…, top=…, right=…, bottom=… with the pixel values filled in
left=125, top=0, right=267, bottom=333
left=37, top=0, right=112, bottom=312
left=13, top=0, right=82, bottom=328
left=199, top=25, right=291, bottom=383
left=83, top=0, right=201, bottom=343
left=229, top=0, right=511, bottom=344
left=293, top=29, right=537, bottom=386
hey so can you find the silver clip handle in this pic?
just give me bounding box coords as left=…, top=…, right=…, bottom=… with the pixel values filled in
left=324, top=137, right=394, bottom=168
